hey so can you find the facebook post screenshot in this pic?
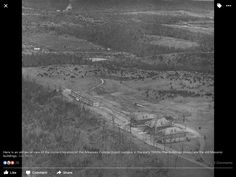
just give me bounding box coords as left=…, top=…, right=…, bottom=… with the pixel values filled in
left=0, top=0, right=235, bottom=177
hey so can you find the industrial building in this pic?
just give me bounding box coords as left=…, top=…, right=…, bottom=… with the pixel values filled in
left=155, top=126, right=189, bottom=143
left=130, top=112, right=189, bottom=144
left=145, top=117, right=173, bottom=129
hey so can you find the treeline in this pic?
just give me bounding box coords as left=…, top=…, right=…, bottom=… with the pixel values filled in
left=23, top=0, right=213, bottom=11
left=143, top=89, right=201, bottom=102
left=22, top=51, right=213, bottom=74
left=142, top=23, right=214, bottom=52
left=137, top=14, right=204, bottom=25
left=22, top=53, right=92, bottom=67
left=96, top=52, right=214, bottom=74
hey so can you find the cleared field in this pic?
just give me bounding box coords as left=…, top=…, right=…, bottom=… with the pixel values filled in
left=123, top=10, right=213, bottom=19
left=162, top=24, right=213, bottom=35
left=23, top=32, right=105, bottom=52
left=142, top=35, right=199, bottom=49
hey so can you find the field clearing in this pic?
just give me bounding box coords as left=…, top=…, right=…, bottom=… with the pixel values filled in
left=123, top=75, right=213, bottom=96
left=41, top=21, right=84, bottom=28
left=23, top=32, right=105, bottom=52
left=142, top=35, right=199, bottom=49
left=162, top=24, right=213, bottom=35
left=123, top=10, right=213, bottom=19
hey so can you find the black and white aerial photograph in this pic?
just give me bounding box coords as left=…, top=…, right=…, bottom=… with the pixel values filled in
left=22, top=0, right=214, bottom=176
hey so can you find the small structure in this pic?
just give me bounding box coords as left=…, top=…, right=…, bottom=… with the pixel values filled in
left=62, top=88, right=71, bottom=95
left=64, top=3, right=72, bottom=12
left=159, top=126, right=184, bottom=135
left=34, top=47, right=40, bottom=51
left=133, top=112, right=158, bottom=120
left=63, top=89, right=95, bottom=106
left=89, top=58, right=108, bottom=62
left=155, top=126, right=188, bottom=144
left=134, top=103, right=145, bottom=108
left=62, top=89, right=73, bottom=101
left=93, top=102, right=100, bottom=107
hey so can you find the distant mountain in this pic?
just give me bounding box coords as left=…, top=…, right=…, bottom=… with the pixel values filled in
left=23, top=0, right=213, bottom=10
left=23, top=0, right=212, bottom=5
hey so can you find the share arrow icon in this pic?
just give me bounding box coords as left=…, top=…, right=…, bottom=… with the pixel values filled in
left=217, top=3, right=222, bottom=8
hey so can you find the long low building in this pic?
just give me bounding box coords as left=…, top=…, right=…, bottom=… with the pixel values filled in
left=133, top=112, right=158, bottom=120
left=155, top=126, right=189, bottom=144
left=145, top=117, right=173, bottom=129
left=62, top=88, right=99, bottom=106
left=155, top=132, right=189, bottom=144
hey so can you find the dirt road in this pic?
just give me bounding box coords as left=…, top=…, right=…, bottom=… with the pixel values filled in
left=89, top=79, right=105, bottom=92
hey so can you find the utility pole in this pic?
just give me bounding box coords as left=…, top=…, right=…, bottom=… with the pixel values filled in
left=130, top=113, right=135, bottom=134
left=183, top=114, right=186, bottom=155
left=102, top=120, right=106, bottom=150
left=112, top=115, right=115, bottom=129
left=163, top=135, right=166, bottom=151
left=118, top=126, right=121, bottom=145
left=174, top=155, right=179, bottom=168
left=183, top=114, right=186, bottom=130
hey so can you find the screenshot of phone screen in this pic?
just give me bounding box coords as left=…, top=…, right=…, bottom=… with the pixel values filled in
left=1, top=0, right=235, bottom=177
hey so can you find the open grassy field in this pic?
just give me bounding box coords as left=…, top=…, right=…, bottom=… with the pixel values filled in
left=23, top=32, right=104, bottom=52
left=142, top=34, right=199, bottom=49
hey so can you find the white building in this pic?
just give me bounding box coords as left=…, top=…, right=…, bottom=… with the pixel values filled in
left=145, top=117, right=172, bottom=129
left=64, top=3, right=72, bottom=11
